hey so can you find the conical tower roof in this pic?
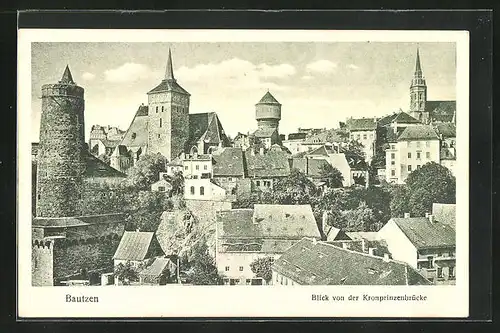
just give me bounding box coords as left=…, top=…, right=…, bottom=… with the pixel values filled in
left=257, top=91, right=281, bottom=105
left=59, top=65, right=75, bottom=84
left=164, top=48, right=175, bottom=81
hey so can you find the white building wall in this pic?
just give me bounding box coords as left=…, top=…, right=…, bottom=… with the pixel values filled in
left=184, top=178, right=226, bottom=201
left=216, top=251, right=280, bottom=285
left=377, top=220, right=418, bottom=268
left=350, top=129, right=376, bottom=162
left=182, top=157, right=212, bottom=179
left=271, top=270, right=300, bottom=286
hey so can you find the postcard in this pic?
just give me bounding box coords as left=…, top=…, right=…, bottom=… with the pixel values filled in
left=18, top=28, right=469, bottom=318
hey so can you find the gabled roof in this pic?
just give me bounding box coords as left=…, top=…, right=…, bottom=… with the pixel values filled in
left=257, top=91, right=281, bottom=105
left=113, top=231, right=159, bottom=261
left=432, top=203, right=456, bottom=230
left=98, top=139, right=121, bottom=148
left=306, top=145, right=330, bottom=156
left=254, top=127, right=278, bottom=138
left=398, top=125, right=439, bottom=141
left=291, top=158, right=330, bottom=178
left=273, top=238, right=431, bottom=285
left=139, top=257, right=174, bottom=277
left=245, top=150, right=291, bottom=178
left=216, top=205, right=320, bottom=241
left=390, top=217, right=455, bottom=249
left=433, top=123, right=456, bottom=138
left=287, top=132, right=307, bottom=141
left=187, top=112, right=230, bottom=149
left=426, top=101, right=456, bottom=123
left=33, top=213, right=125, bottom=228
left=212, top=147, right=245, bottom=177
left=84, top=152, right=126, bottom=178
left=120, top=105, right=149, bottom=148
left=346, top=118, right=378, bottom=131
left=305, top=129, right=349, bottom=143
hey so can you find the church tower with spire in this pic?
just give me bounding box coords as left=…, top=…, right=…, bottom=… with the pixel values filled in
left=409, top=48, right=429, bottom=123
left=36, top=65, right=85, bottom=217
left=147, top=49, right=191, bottom=161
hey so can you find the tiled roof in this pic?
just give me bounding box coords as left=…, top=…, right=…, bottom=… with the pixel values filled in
left=139, top=257, right=172, bottom=277
left=287, top=132, right=307, bottom=141
left=120, top=106, right=149, bottom=148
left=344, top=152, right=368, bottom=170
left=305, top=129, right=349, bottom=143
left=217, top=205, right=320, bottom=240
left=187, top=112, right=230, bottom=149
left=433, top=123, right=456, bottom=138
left=379, top=112, right=420, bottom=127
left=33, top=213, right=125, bottom=228
left=398, top=125, right=440, bottom=141
left=291, top=158, right=330, bottom=178
left=113, top=231, right=157, bottom=261
left=245, top=150, right=291, bottom=178
left=257, top=91, right=281, bottom=105
left=212, top=147, right=245, bottom=177
left=391, top=217, right=455, bottom=249
left=148, top=79, right=190, bottom=95
left=220, top=238, right=296, bottom=253
left=306, top=145, right=330, bottom=156
left=346, top=118, right=378, bottom=131
left=99, top=139, right=121, bottom=148
left=84, top=152, right=127, bottom=178
left=426, top=101, right=456, bottom=123
left=254, top=127, right=278, bottom=138
left=273, top=238, right=431, bottom=285
left=432, top=203, right=456, bottom=230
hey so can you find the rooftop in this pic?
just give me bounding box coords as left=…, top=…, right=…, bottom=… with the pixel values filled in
left=346, top=117, right=378, bottom=131
left=257, top=91, right=281, bottom=105
left=390, top=217, right=455, bottom=249
left=432, top=203, right=456, bottom=230
left=398, top=125, right=440, bottom=141
left=426, top=101, right=456, bottom=123
left=433, top=122, right=456, bottom=138
left=33, top=213, right=126, bottom=228
left=245, top=150, right=291, bottom=178
left=84, top=152, right=127, bottom=178
left=273, top=238, right=431, bottom=285
left=212, top=147, right=245, bottom=177
left=113, top=231, right=160, bottom=261
left=120, top=105, right=149, bottom=148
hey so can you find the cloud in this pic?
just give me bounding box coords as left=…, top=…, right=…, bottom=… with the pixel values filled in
left=176, top=58, right=293, bottom=91
left=301, top=75, right=313, bottom=80
left=347, top=64, right=360, bottom=70
left=306, top=60, right=338, bottom=73
left=82, top=72, right=96, bottom=81
left=104, top=63, right=155, bottom=83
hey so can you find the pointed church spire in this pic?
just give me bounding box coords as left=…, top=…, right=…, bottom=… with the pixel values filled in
left=60, top=65, right=75, bottom=84
left=164, top=48, right=175, bottom=81
left=414, top=47, right=423, bottom=77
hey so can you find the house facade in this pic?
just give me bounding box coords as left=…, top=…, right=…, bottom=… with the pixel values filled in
left=346, top=117, right=377, bottom=162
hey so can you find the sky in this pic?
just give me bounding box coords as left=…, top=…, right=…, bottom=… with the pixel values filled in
left=30, top=42, right=456, bottom=142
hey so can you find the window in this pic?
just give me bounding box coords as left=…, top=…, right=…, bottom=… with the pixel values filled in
left=158, top=134, right=161, bottom=139
left=156, top=106, right=158, bottom=113
left=416, top=152, right=421, bottom=159
left=363, top=134, right=367, bottom=140
left=200, top=186, right=205, bottom=195
left=391, top=161, right=395, bottom=166
left=356, top=134, right=361, bottom=140
left=131, top=133, right=136, bottom=139
left=193, top=175, right=198, bottom=179
left=408, top=152, right=412, bottom=158
left=276, top=274, right=279, bottom=282
left=195, top=165, right=199, bottom=170
left=225, top=266, right=230, bottom=271
left=408, top=165, right=412, bottom=172
left=437, top=267, right=443, bottom=278
left=190, top=186, right=195, bottom=195
left=159, top=118, right=162, bottom=127
left=391, top=144, right=396, bottom=149
left=284, top=277, right=288, bottom=285
left=184, top=166, right=188, bottom=170
left=426, top=152, right=430, bottom=159
left=391, top=169, right=395, bottom=176
left=161, top=106, right=164, bottom=112
left=417, top=165, right=421, bottom=169
left=246, top=279, right=251, bottom=285
left=37, top=193, right=41, bottom=200
left=228, top=177, right=232, bottom=181
left=391, top=153, right=395, bottom=159
left=158, top=186, right=165, bottom=192
left=427, top=256, right=434, bottom=269
left=204, top=165, right=208, bottom=170
left=280, top=276, right=283, bottom=285
left=449, top=266, right=455, bottom=279
left=239, top=266, right=244, bottom=271
left=256, top=180, right=260, bottom=186
left=416, top=141, right=421, bottom=148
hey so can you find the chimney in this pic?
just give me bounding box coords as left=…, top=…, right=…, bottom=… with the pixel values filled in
left=383, top=253, right=390, bottom=262
left=404, top=212, right=410, bottom=218
left=428, top=214, right=434, bottom=223
left=368, top=247, right=376, bottom=256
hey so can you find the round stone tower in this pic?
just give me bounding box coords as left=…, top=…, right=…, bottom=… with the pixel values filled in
left=255, top=91, right=281, bottom=130
left=36, top=65, right=86, bottom=218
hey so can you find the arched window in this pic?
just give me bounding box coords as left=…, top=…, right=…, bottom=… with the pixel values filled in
left=190, top=186, right=195, bottom=195
left=190, top=146, right=198, bottom=155
left=200, top=186, right=205, bottom=195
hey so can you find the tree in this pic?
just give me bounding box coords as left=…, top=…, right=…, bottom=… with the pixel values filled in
left=342, top=140, right=366, bottom=161
left=123, top=190, right=173, bottom=232
left=318, top=163, right=344, bottom=188
left=250, top=257, right=273, bottom=284
left=389, top=162, right=455, bottom=217
left=168, top=171, right=184, bottom=196
left=114, top=261, right=139, bottom=285
left=126, top=153, right=167, bottom=190
left=343, top=201, right=378, bottom=232
left=270, top=168, right=317, bottom=204
left=188, top=242, right=224, bottom=285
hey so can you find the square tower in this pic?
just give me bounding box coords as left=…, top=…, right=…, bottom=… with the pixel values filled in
left=147, top=49, right=190, bottom=162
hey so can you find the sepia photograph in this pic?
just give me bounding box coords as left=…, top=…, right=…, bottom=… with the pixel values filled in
left=18, top=29, right=469, bottom=318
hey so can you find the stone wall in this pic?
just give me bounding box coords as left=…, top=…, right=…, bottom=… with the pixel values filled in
left=79, top=179, right=127, bottom=216
left=36, top=83, right=85, bottom=217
